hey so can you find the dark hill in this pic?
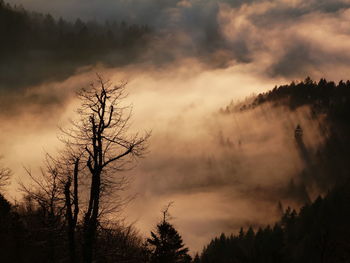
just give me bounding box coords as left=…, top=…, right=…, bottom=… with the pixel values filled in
left=0, top=0, right=151, bottom=89
left=201, top=78, right=350, bottom=263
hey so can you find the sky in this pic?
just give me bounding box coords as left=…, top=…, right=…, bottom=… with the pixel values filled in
left=3, top=0, right=350, bottom=253
left=6, top=0, right=350, bottom=80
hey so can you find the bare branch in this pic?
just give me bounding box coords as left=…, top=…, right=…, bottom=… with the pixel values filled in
left=57, top=75, right=150, bottom=262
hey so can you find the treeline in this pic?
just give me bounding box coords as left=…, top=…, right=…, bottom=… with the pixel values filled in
left=0, top=192, right=126, bottom=262
left=0, top=77, right=193, bottom=263
left=0, top=192, right=147, bottom=262
left=0, top=191, right=193, bottom=263
left=199, top=183, right=350, bottom=263
left=0, top=1, right=150, bottom=52
left=251, top=78, right=350, bottom=190
left=222, top=77, right=350, bottom=193
left=239, top=77, right=350, bottom=124
left=1, top=75, right=350, bottom=262
left=206, top=78, right=350, bottom=262
left=0, top=0, right=152, bottom=88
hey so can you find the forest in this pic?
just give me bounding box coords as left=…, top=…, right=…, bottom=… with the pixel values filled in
left=203, top=77, right=350, bottom=262
left=0, top=1, right=151, bottom=89
left=1, top=0, right=350, bottom=262
left=0, top=74, right=349, bottom=262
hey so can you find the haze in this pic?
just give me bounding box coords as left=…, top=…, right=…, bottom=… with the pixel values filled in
left=2, top=0, right=350, bottom=253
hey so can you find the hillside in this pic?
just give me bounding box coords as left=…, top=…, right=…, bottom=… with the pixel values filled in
left=200, top=78, right=350, bottom=262
left=0, top=0, right=151, bottom=89
left=223, top=78, right=350, bottom=193
left=200, top=183, right=350, bottom=263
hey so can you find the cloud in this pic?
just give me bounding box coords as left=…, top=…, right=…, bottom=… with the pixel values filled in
left=2, top=0, right=350, bottom=253
left=121, top=99, right=327, bottom=252
left=0, top=63, right=286, bottom=250
left=8, top=0, right=350, bottom=66
left=218, top=0, right=350, bottom=78
left=4, top=0, right=350, bottom=105
left=0, top=55, right=333, bottom=253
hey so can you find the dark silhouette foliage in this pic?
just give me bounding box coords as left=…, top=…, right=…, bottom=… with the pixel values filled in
left=222, top=77, right=350, bottom=194
left=208, top=78, right=350, bottom=262
left=193, top=254, right=200, bottom=263
left=0, top=194, right=25, bottom=262
left=0, top=194, right=150, bottom=262
left=147, top=209, right=192, bottom=263
left=239, top=77, right=350, bottom=125
left=200, top=183, right=350, bottom=263
left=0, top=0, right=152, bottom=92
left=254, top=78, right=350, bottom=190
left=1, top=77, right=350, bottom=262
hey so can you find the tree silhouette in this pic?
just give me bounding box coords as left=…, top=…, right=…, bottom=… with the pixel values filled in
left=61, top=75, right=150, bottom=263
left=18, top=75, right=150, bottom=263
left=147, top=204, right=192, bottom=263
left=0, top=1, right=152, bottom=98
left=199, top=182, right=350, bottom=263
left=193, top=254, right=201, bottom=263
left=0, top=160, right=11, bottom=190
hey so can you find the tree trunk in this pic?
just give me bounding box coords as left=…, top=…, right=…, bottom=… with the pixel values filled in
left=64, top=158, right=80, bottom=263
left=82, top=224, right=95, bottom=263
left=82, top=168, right=101, bottom=263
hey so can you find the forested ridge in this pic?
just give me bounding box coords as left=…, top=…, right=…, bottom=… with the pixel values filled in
left=1, top=9, right=350, bottom=258
left=238, top=77, right=350, bottom=125
left=223, top=78, right=350, bottom=193
left=0, top=78, right=349, bottom=262
left=202, top=78, right=350, bottom=263
left=0, top=0, right=151, bottom=88
left=1, top=0, right=350, bottom=261
left=252, top=78, right=350, bottom=191
left=200, top=183, right=350, bottom=263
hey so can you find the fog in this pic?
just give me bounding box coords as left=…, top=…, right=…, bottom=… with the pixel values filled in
left=6, top=0, right=350, bottom=80
left=2, top=0, right=350, bottom=253
left=0, top=62, right=325, bottom=252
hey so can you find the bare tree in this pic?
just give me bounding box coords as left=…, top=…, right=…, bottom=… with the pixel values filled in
left=20, top=75, right=149, bottom=262
left=61, top=75, right=150, bottom=263
left=0, top=158, right=11, bottom=190
left=19, top=154, right=66, bottom=263
left=19, top=155, right=64, bottom=219
left=20, top=150, right=83, bottom=263
left=61, top=153, right=81, bottom=263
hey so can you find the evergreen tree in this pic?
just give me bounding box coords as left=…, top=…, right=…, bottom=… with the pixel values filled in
left=0, top=193, right=11, bottom=215
left=147, top=205, right=192, bottom=263
left=193, top=253, right=200, bottom=263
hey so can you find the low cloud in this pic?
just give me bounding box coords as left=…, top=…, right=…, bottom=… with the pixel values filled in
left=4, top=0, right=350, bottom=115
left=2, top=0, right=350, bottom=254
left=122, top=99, right=327, bottom=252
